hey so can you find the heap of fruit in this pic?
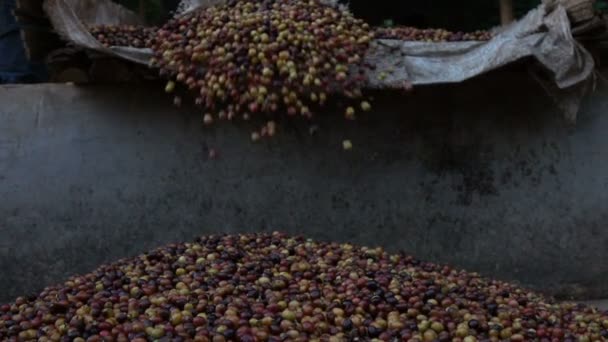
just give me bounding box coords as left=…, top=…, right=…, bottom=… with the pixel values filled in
left=375, top=27, right=492, bottom=42
left=1, top=232, right=607, bottom=341
left=148, top=0, right=374, bottom=140
left=88, top=25, right=157, bottom=48
left=85, top=2, right=497, bottom=145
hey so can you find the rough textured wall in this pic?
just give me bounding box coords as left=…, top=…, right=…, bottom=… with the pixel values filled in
left=1, top=69, right=607, bottom=304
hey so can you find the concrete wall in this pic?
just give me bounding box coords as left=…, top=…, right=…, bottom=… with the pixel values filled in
left=1, top=70, right=607, bottom=304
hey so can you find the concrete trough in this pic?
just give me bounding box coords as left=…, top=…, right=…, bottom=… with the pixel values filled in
left=1, top=69, right=607, bottom=304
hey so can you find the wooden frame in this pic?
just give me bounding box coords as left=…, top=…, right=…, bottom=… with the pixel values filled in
left=139, top=0, right=146, bottom=24
left=500, top=0, right=514, bottom=25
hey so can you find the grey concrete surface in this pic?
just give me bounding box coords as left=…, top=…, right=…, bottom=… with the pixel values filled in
left=1, top=69, right=607, bottom=304
left=583, top=300, right=608, bottom=311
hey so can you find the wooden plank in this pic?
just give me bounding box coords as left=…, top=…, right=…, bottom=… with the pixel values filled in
left=139, top=0, right=146, bottom=24
left=13, top=0, right=64, bottom=63
left=52, top=67, right=90, bottom=83
left=500, top=0, right=514, bottom=26
left=20, top=28, right=64, bottom=62
left=15, top=0, right=45, bottom=18
left=12, top=10, right=52, bottom=28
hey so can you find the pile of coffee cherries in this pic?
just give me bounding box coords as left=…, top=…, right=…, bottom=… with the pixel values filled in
left=1, top=232, right=607, bottom=341
left=375, top=27, right=492, bottom=42
left=89, top=25, right=157, bottom=48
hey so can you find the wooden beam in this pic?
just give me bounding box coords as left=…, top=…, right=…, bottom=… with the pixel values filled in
left=15, top=0, right=45, bottom=18
left=500, top=0, right=514, bottom=26
left=139, top=0, right=146, bottom=24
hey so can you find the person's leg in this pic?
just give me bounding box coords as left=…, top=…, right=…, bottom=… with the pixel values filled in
left=0, top=1, right=47, bottom=84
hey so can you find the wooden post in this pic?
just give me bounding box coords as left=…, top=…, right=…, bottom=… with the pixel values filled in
left=500, top=0, right=514, bottom=26
left=139, top=0, right=146, bottom=24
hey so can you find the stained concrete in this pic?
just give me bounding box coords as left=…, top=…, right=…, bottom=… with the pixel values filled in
left=1, top=69, right=607, bottom=304
left=584, top=300, right=608, bottom=311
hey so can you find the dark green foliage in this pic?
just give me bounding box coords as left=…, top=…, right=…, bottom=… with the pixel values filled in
left=112, top=0, right=603, bottom=28
left=113, top=0, right=164, bottom=25
left=514, top=0, right=541, bottom=18
left=346, top=0, right=543, bottom=31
